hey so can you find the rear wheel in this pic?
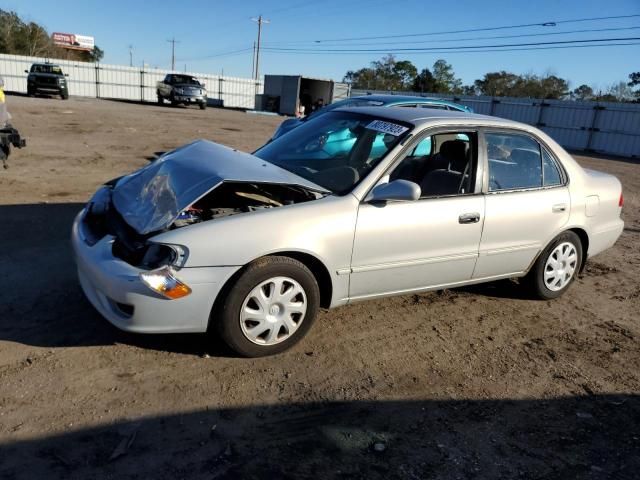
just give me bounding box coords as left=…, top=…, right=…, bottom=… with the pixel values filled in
left=524, top=231, right=582, bottom=299
left=215, top=256, right=320, bottom=357
left=157, top=93, right=163, bottom=105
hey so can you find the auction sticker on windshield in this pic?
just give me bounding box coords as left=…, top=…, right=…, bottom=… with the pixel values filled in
left=366, top=120, right=409, bottom=136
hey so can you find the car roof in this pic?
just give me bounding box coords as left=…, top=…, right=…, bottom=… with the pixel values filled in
left=351, top=94, right=465, bottom=107
left=334, top=105, right=524, bottom=129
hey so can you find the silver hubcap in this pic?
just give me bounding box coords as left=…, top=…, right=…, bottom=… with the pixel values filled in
left=544, top=242, right=578, bottom=292
left=240, top=276, right=307, bottom=346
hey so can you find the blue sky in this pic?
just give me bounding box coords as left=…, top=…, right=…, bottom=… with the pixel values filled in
left=4, top=0, right=639, bottom=89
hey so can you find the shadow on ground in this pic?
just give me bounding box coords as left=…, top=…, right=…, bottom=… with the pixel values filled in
left=1, top=395, right=638, bottom=479
left=0, top=203, right=228, bottom=357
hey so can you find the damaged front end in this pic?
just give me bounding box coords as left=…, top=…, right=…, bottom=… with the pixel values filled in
left=79, top=140, right=326, bottom=269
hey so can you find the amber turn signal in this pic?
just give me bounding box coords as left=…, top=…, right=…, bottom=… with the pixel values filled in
left=140, top=267, right=192, bottom=299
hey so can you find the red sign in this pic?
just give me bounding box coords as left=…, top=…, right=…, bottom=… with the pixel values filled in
left=52, top=32, right=75, bottom=46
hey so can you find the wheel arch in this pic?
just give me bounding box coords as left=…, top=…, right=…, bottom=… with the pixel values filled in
left=524, top=227, right=590, bottom=276
left=568, top=227, right=589, bottom=272
left=266, top=251, right=333, bottom=309
left=208, top=251, right=334, bottom=332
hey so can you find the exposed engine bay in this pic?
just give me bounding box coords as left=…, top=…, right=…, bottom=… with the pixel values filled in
left=82, top=180, right=322, bottom=268
left=172, top=181, right=321, bottom=228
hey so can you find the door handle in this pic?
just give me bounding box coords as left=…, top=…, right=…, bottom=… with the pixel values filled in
left=459, top=212, right=480, bottom=224
left=552, top=203, right=567, bottom=213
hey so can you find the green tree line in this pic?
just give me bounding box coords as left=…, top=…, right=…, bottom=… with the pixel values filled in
left=0, top=9, right=103, bottom=62
left=344, top=55, right=640, bottom=102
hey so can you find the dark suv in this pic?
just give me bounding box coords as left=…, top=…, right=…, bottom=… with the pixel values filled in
left=26, top=63, right=69, bottom=99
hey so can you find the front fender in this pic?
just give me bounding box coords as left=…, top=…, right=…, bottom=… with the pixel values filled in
left=152, top=195, right=359, bottom=306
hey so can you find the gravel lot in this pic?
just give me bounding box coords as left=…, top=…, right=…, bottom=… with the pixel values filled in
left=1, top=96, right=639, bottom=479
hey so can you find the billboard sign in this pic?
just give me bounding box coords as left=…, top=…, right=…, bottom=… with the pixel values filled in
left=52, top=32, right=95, bottom=51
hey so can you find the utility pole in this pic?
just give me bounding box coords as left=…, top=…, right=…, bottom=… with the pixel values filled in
left=251, top=15, right=269, bottom=81
left=251, top=41, right=256, bottom=79
left=128, top=45, right=133, bottom=67
left=167, top=37, right=179, bottom=71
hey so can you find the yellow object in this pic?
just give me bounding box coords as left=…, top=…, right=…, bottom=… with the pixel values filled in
left=139, top=267, right=192, bottom=300
left=0, top=89, right=5, bottom=103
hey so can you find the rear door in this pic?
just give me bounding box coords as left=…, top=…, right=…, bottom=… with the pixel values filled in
left=473, top=130, right=570, bottom=278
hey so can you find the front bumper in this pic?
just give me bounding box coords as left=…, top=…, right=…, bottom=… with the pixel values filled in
left=174, top=95, right=206, bottom=103
left=29, top=83, right=66, bottom=94
left=72, top=210, right=239, bottom=333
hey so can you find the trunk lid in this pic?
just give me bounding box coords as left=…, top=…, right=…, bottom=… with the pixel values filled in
left=112, top=139, right=326, bottom=234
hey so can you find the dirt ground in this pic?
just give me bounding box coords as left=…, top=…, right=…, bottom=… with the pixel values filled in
left=0, top=96, right=638, bottom=479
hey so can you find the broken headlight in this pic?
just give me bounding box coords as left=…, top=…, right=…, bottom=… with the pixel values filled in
left=139, top=243, right=187, bottom=269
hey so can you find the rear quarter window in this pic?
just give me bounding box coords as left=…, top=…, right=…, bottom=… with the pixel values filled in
left=542, top=148, right=563, bottom=186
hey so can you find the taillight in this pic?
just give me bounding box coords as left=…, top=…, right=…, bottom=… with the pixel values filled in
left=619, top=192, right=624, bottom=207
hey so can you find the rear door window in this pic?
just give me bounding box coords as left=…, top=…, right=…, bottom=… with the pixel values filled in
left=485, top=132, right=543, bottom=191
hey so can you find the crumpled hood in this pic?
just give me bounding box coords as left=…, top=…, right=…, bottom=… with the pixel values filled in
left=112, top=139, right=326, bottom=235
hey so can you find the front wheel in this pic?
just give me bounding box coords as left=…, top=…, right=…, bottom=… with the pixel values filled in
left=199, top=101, right=206, bottom=110
left=215, top=256, right=320, bottom=357
left=524, top=231, right=583, bottom=299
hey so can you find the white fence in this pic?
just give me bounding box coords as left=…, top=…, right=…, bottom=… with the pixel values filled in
left=352, top=89, right=640, bottom=157
left=0, top=53, right=263, bottom=109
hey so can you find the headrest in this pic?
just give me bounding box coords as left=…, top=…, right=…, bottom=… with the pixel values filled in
left=509, top=148, right=540, bottom=168
left=439, top=140, right=467, bottom=160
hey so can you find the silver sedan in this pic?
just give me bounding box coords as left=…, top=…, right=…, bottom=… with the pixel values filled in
left=72, top=107, right=624, bottom=356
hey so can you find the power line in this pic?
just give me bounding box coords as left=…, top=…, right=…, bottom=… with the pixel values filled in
left=263, top=25, right=640, bottom=47
left=178, top=47, right=253, bottom=62
left=262, top=36, right=640, bottom=53
left=262, top=41, right=640, bottom=56
left=292, top=13, right=640, bottom=43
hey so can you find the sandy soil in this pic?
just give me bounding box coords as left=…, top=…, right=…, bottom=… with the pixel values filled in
left=0, top=96, right=638, bottom=479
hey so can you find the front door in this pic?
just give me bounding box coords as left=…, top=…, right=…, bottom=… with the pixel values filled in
left=349, top=130, right=485, bottom=300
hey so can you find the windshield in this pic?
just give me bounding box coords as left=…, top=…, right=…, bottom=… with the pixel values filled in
left=255, top=111, right=412, bottom=194
left=172, top=75, right=200, bottom=85
left=31, top=64, right=63, bottom=74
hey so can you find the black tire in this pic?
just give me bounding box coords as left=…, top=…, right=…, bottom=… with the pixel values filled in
left=215, top=256, right=320, bottom=357
left=523, top=231, right=583, bottom=300
left=199, top=101, right=206, bottom=110
left=27, top=87, right=35, bottom=97
left=157, top=94, right=163, bottom=105
left=61, top=91, right=69, bottom=100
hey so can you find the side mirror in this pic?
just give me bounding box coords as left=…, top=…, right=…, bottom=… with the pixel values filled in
left=64, top=73, right=69, bottom=77
left=24, top=70, right=29, bottom=74
left=366, top=179, right=421, bottom=203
